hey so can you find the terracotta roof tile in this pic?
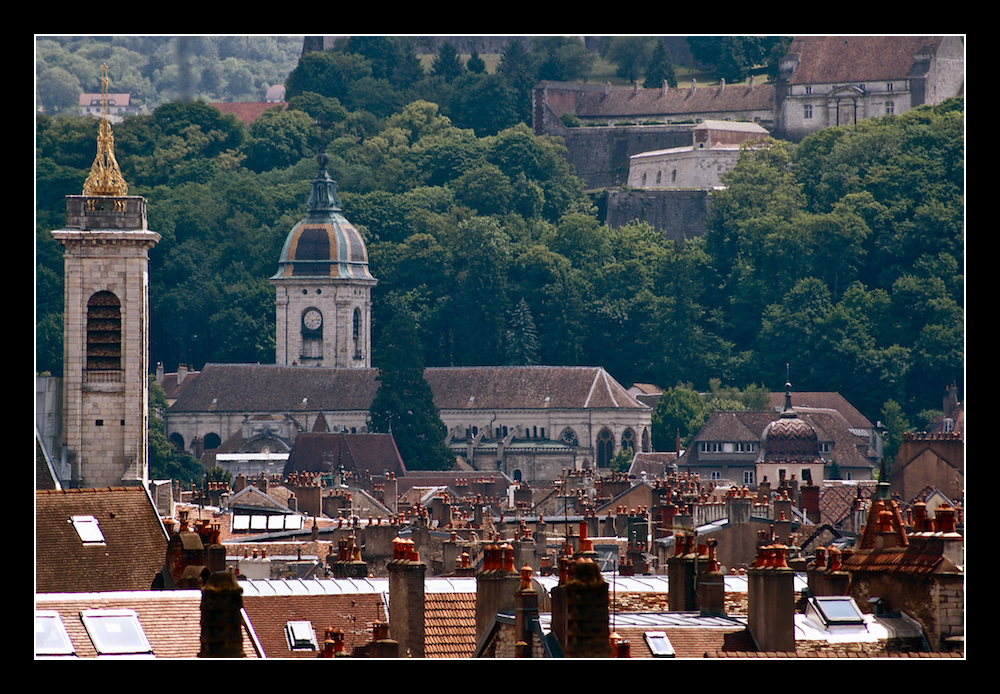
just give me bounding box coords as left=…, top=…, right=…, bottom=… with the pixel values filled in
left=785, top=36, right=946, bottom=85
left=36, top=488, right=168, bottom=594
left=35, top=591, right=261, bottom=658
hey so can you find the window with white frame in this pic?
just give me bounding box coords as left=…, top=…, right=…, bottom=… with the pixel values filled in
left=80, top=610, right=153, bottom=657
left=35, top=611, right=76, bottom=657
left=743, top=470, right=755, bottom=486
left=285, top=621, right=318, bottom=651
left=700, top=442, right=723, bottom=453
left=886, top=101, right=895, bottom=115
left=804, top=104, right=813, bottom=119
left=710, top=471, right=722, bottom=481
left=735, top=442, right=756, bottom=453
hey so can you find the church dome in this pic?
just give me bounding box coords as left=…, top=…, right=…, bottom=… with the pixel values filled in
left=759, top=383, right=821, bottom=464
left=271, top=153, right=375, bottom=281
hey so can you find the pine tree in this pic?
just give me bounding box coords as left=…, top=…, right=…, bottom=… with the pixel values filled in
left=431, top=41, right=465, bottom=83
left=505, top=297, right=540, bottom=366
left=643, top=41, right=677, bottom=89
left=369, top=311, right=454, bottom=470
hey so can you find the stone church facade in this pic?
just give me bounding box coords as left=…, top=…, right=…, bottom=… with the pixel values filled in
left=164, top=154, right=651, bottom=483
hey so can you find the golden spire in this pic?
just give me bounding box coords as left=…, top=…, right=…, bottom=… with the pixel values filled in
left=82, top=64, right=129, bottom=197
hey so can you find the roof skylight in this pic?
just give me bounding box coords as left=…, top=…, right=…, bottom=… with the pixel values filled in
left=80, top=609, right=153, bottom=657
left=70, top=515, right=105, bottom=544
left=810, top=596, right=866, bottom=626
left=35, top=611, right=76, bottom=657
left=285, top=620, right=318, bottom=650
left=644, top=631, right=675, bottom=657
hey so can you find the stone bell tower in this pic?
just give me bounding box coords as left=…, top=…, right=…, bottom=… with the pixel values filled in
left=51, top=64, right=160, bottom=488
left=270, top=147, right=376, bottom=368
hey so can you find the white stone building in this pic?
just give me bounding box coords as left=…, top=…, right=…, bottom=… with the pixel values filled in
left=626, top=120, right=770, bottom=190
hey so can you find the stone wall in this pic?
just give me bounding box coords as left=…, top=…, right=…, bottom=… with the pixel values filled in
left=555, top=125, right=694, bottom=190
left=605, top=188, right=711, bottom=241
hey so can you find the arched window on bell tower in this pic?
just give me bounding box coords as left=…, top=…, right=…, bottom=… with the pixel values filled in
left=86, top=291, right=121, bottom=371
left=353, top=307, right=362, bottom=360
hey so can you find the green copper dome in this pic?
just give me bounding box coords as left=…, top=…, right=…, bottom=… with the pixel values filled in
left=272, top=154, right=375, bottom=281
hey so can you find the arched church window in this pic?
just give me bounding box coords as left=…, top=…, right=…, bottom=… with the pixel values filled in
left=621, top=428, right=636, bottom=454
left=204, top=432, right=222, bottom=450
left=86, top=291, right=121, bottom=370
left=560, top=428, right=578, bottom=446
left=597, top=428, right=614, bottom=468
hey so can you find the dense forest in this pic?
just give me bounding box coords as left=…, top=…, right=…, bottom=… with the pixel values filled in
left=36, top=37, right=964, bottom=459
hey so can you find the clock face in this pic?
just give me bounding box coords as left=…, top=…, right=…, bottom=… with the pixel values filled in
left=303, top=309, right=322, bottom=330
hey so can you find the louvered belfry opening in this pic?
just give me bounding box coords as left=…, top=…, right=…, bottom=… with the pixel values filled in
left=86, top=291, right=122, bottom=371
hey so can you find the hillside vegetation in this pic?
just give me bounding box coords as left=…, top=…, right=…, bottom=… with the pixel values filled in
left=36, top=37, right=964, bottom=436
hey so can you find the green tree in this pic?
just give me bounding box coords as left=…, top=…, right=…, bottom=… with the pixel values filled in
left=431, top=42, right=465, bottom=82
left=37, top=66, right=83, bottom=113
left=531, top=37, right=594, bottom=82
left=643, top=41, right=677, bottom=89
left=651, top=385, right=705, bottom=451
left=880, top=400, right=911, bottom=474
left=466, top=50, right=486, bottom=75
left=506, top=298, right=540, bottom=366
left=369, top=311, right=454, bottom=470
left=497, top=39, right=535, bottom=123
left=148, top=377, right=203, bottom=485
left=448, top=72, right=519, bottom=137
left=610, top=446, right=634, bottom=474
left=601, top=36, right=656, bottom=83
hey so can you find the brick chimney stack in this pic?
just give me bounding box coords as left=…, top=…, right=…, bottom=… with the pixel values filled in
left=562, top=557, right=610, bottom=657
left=747, top=540, right=796, bottom=652
left=698, top=538, right=726, bottom=617
left=199, top=571, right=245, bottom=658
left=514, top=564, right=540, bottom=657
left=475, top=541, right=522, bottom=646
left=387, top=537, right=426, bottom=657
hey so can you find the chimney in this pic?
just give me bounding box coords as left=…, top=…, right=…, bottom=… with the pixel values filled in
left=661, top=80, right=669, bottom=97
left=514, top=564, right=540, bottom=657
left=747, top=542, right=796, bottom=652
left=562, top=557, right=610, bottom=657
left=156, top=361, right=164, bottom=384
left=605, top=81, right=611, bottom=96
left=689, top=79, right=696, bottom=97
left=178, top=363, right=188, bottom=384
left=387, top=537, right=426, bottom=657
left=366, top=621, right=399, bottom=658
left=667, top=532, right=698, bottom=611
left=633, top=80, right=640, bottom=95
left=475, top=541, right=521, bottom=646
left=199, top=571, right=245, bottom=658
left=748, top=74, right=755, bottom=90
left=717, top=78, right=725, bottom=95
left=698, top=538, right=726, bottom=616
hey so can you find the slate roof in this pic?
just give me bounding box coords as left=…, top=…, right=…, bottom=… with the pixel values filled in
left=609, top=613, right=756, bottom=658
left=567, top=81, right=775, bottom=119
left=36, top=590, right=261, bottom=658
left=683, top=410, right=876, bottom=469
left=284, top=432, right=407, bottom=477
left=424, top=366, right=648, bottom=411
left=169, top=364, right=647, bottom=416
left=167, top=363, right=379, bottom=414
left=36, top=488, right=168, bottom=594
left=767, top=391, right=873, bottom=430
left=784, top=36, right=947, bottom=85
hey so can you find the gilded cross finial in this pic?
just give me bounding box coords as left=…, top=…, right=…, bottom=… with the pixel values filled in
left=82, top=63, right=129, bottom=197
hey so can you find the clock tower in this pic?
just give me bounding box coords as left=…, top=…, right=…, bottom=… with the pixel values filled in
left=271, top=152, right=376, bottom=368
left=52, top=64, right=160, bottom=488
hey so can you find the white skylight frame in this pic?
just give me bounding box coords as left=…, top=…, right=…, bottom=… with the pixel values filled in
left=644, top=631, right=675, bottom=657
left=35, top=611, right=76, bottom=657
left=70, top=515, right=105, bottom=544
left=80, top=609, right=154, bottom=657
left=810, top=596, right=867, bottom=626
left=285, top=620, right=319, bottom=651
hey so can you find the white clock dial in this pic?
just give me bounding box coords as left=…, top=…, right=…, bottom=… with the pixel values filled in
left=304, top=309, right=322, bottom=330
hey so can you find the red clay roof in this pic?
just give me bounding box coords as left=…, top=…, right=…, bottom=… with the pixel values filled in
left=209, top=101, right=286, bottom=127
left=425, top=592, right=478, bottom=657
left=785, top=36, right=946, bottom=85
left=240, top=592, right=387, bottom=657
left=35, top=590, right=261, bottom=658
